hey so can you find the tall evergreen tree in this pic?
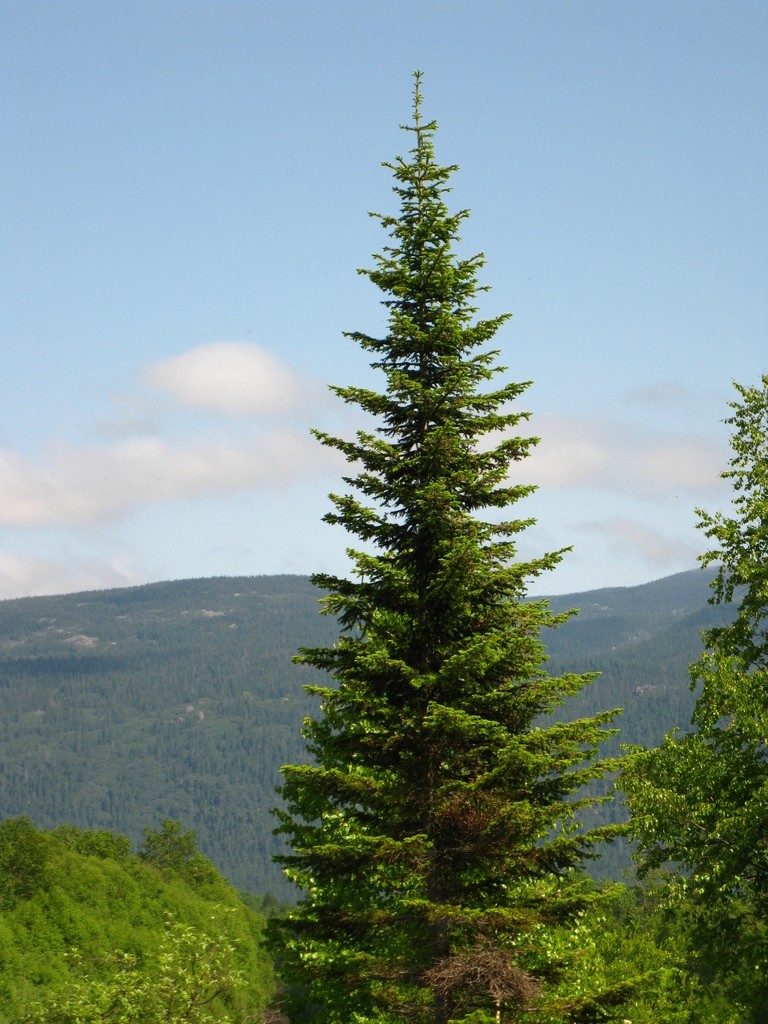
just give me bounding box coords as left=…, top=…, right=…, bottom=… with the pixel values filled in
left=273, top=74, right=623, bottom=1024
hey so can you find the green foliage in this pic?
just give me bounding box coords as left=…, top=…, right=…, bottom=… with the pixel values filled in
left=552, top=880, right=699, bottom=1024
left=590, top=876, right=768, bottom=1023
left=696, top=375, right=768, bottom=672
left=20, top=920, right=244, bottom=1024
left=0, top=818, right=50, bottom=910
left=53, top=823, right=132, bottom=861
left=273, top=74, right=625, bottom=1024
left=622, top=375, right=768, bottom=1019
left=0, top=818, right=273, bottom=1022
left=139, top=819, right=222, bottom=889
left=624, top=376, right=768, bottom=903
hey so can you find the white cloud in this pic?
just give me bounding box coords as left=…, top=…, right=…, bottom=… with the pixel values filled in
left=514, top=414, right=725, bottom=499
left=0, top=551, right=139, bottom=601
left=0, top=339, right=344, bottom=581
left=145, top=341, right=301, bottom=416
left=584, top=517, right=699, bottom=566
left=0, top=433, right=339, bottom=528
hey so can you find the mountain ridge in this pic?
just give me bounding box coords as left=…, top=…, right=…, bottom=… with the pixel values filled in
left=0, top=568, right=727, bottom=895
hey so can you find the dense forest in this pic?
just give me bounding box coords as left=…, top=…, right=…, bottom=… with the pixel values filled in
left=0, top=569, right=729, bottom=897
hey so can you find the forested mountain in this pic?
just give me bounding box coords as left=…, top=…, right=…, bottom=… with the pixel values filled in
left=545, top=570, right=733, bottom=747
left=0, top=576, right=335, bottom=901
left=0, top=570, right=729, bottom=897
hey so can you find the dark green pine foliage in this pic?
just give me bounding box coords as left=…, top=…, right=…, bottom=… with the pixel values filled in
left=274, top=75, right=623, bottom=1024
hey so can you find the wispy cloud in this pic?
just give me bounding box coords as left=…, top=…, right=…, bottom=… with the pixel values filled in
left=582, top=517, right=701, bottom=567
left=0, top=433, right=338, bottom=528
left=0, top=345, right=729, bottom=600
left=0, top=551, right=139, bottom=600
left=0, top=341, right=344, bottom=532
left=145, top=341, right=302, bottom=416
left=515, top=414, right=725, bottom=499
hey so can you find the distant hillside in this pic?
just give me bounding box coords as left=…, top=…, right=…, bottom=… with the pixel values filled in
left=0, top=576, right=336, bottom=900
left=0, top=570, right=729, bottom=896
left=545, top=571, right=732, bottom=744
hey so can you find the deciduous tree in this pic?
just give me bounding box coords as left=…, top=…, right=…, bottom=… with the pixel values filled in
left=623, top=375, right=768, bottom=1008
left=21, top=920, right=245, bottom=1024
left=272, top=74, right=624, bottom=1024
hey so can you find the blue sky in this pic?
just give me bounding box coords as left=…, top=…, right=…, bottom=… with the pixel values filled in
left=1, top=1, right=766, bottom=600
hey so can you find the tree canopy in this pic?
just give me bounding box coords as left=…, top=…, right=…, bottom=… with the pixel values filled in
left=623, top=375, right=768, bottom=904
left=622, top=375, right=768, bottom=1012
left=0, top=817, right=274, bottom=1023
